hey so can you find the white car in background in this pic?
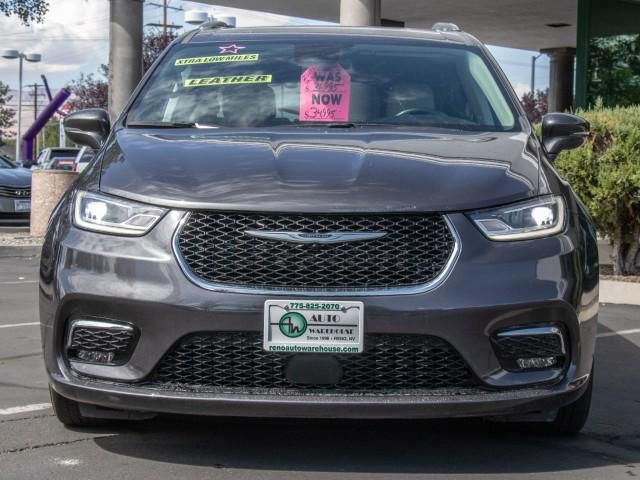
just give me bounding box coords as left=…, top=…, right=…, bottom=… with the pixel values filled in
left=34, top=147, right=80, bottom=171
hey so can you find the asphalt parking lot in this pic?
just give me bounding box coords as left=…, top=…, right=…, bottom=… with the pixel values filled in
left=1, top=248, right=639, bottom=480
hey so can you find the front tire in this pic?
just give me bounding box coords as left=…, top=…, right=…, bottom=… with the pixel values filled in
left=49, top=386, right=105, bottom=427
left=542, top=370, right=593, bottom=435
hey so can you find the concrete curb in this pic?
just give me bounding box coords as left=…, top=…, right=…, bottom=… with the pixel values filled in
left=0, top=245, right=42, bottom=257
left=599, top=280, right=640, bottom=306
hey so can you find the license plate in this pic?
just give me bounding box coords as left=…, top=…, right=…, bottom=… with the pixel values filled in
left=264, top=300, right=364, bottom=354
left=14, top=200, right=31, bottom=212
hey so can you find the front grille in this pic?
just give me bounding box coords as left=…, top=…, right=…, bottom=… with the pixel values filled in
left=0, top=185, right=31, bottom=198
left=176, top=212, right=456, bottom=291
left=147, top=332, right=477, bottom=393
left=0, top=212, right=29, bottom=220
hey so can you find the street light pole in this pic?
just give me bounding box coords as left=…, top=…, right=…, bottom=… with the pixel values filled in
left=1, top=49, right=41, bottom=163
left=16, top=54, right=23, bottom=163
left=531, top=53, right=544, bottom=95
left=163, top=0, right=167, bottom=37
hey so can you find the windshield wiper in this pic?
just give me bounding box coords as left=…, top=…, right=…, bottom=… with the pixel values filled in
left=127, top=121, right=221, bottom=129
left=283, top=122, right=355, bottom=128
left=289, top=122, right=390, bottom=128
left=127, top=121, right=197, bottom=128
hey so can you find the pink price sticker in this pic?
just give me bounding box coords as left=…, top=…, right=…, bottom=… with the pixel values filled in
left=299, top=64, right=351, bottom=122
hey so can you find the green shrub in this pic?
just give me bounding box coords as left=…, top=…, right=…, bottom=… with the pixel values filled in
left=554, top=101, right=640, bottom=275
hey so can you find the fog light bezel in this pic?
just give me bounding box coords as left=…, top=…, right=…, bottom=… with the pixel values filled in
left=491, top=325, right=567, bottom=372
left=66, top=319, right=139, bottom=367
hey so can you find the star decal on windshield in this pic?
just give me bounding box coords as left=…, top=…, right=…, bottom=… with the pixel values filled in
left=218, top=44, right=246, bottom=54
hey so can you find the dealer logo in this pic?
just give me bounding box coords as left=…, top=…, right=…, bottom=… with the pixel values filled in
left=279, top=312, right=307, bottom=338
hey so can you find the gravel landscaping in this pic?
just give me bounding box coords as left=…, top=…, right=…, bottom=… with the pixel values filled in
left=0, top=230, right=44, bottom=247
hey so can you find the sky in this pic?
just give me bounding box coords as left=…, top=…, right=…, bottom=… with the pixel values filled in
left=0, top=0, right=549, bottom=118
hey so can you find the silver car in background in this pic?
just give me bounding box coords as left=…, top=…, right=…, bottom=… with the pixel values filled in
left=72, top=146, right=96, bottom=173
left=0, top=156, right=31, bottom=225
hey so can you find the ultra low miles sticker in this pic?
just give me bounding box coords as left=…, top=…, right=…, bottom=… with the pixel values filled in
left=264, top=300, right=364, bottom=354
left=175, top=54, right=259, bottom=66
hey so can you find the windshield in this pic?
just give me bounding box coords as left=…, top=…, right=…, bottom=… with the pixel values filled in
left=0, top=157, right=14, bottom=169
left=127, top=36, right=519, bottom=131
left=50, top=149, right=79, bottom=160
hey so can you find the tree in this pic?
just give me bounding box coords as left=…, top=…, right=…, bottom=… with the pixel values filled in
left=520, top=89, right=549, bottom=124
left=68, top=30, right=177, bottom=112
left=587, top=34, right=640, bottom=108
left=0, top=81, right=15, bottom=145
left=0, top=0, right=48, bottom=25
left=555, top=102, right=640, bottom=275
left=143, top=30, right=178, bottom=71
left=67, top=64, right=109, bottom=111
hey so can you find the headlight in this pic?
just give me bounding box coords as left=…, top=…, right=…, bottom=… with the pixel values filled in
left=469, top=195, right=566, bottom=241
left=73, top=191, right=167, bottom=236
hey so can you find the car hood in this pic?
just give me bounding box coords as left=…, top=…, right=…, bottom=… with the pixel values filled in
left=99, top=127, right=544, bottom=213
left=0, top=168, right=31, bottom=187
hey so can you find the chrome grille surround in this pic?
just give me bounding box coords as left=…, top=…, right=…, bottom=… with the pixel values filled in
left=173, top=211, right=460, bottom=296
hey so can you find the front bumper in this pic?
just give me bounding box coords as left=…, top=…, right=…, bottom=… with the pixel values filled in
left=0, top=197, right=30, bottom=224
left=41, top=207, right=599, bottom=419
left=50, top=371, right=590, bottom=419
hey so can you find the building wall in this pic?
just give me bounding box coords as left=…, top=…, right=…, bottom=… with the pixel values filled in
left=591, top=0, right=640, bottom=37
left=576, top=0, right=640, bottom=108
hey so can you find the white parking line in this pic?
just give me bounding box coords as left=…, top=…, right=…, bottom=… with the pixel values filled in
left=0, top=280, right=37, bottom=285
left=0, top=403, right=51, bottom=416
left=597, top=328, right=640, bottom=339
left=0, top=322, right=39, bottom=329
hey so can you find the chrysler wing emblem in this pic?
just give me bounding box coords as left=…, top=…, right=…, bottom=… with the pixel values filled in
left=245, top=230, right=387, bottom=244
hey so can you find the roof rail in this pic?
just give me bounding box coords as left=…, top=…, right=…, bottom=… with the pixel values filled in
left=185, top=10, right=236, bottom=30
left=431, top=22, right=461, bottom=32
left=201, top=16, right=236, bottom=30
left=199, top=20, right=233, bottom=30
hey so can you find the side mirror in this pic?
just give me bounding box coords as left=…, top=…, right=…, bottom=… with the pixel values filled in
left=63, top=109, right=111, bottom=150
left=541, top=113, right=589, bottom=161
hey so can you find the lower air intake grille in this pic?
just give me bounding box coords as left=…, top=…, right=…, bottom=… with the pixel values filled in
left=493, top=334, right=564, bottom=359
left=147, top=332, right=477, bottom=393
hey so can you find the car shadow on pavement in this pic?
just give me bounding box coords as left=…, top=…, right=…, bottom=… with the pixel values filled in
left=90, top=323, right=640, bottom=475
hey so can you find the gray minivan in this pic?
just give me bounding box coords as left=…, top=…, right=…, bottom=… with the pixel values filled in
left=41, top=25, right=597, bottom=434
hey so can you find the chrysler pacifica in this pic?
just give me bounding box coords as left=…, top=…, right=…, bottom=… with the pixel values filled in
left=41, top=25, right=598, bottom=434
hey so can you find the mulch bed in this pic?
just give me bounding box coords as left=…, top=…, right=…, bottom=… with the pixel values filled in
left=600, top=265, right=640, bottom=283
